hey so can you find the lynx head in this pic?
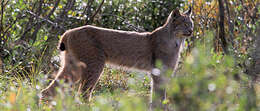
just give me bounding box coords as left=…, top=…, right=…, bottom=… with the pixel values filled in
left=166, top=7, right=194, bottom=37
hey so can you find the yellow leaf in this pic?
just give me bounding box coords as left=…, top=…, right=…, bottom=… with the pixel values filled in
left=184, top=4, right=188, bottom=9
left=210, top=0, right=217, bottom=9
left=17, top=87, right=21, bottom=98
left=9, top=92, right=16, bottom=104
left=72, top=12, right=76, bottom=16
left=58, top=5, right=63, bottom=9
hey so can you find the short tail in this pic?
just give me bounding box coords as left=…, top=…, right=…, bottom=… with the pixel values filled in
left=59, top=42, right=66, bottom=51
left=58, top=31, right=70, bottom=51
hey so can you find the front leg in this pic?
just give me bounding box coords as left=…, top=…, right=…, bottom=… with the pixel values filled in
left=150, top=67, right=171, bottom=111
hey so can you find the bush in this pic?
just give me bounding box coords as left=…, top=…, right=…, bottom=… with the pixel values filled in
left=0, top=31, right=258, bottom=111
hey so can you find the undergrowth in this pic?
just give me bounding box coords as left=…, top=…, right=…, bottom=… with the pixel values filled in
left=0, top=32, right=259, bottom=111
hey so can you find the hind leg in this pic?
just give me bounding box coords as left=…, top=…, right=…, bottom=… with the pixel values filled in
left=67, top=33, right=106, bottom=101
left=151, top=74, right=168, bottom=110
left=41, top=52, right=83, bottom=99
left=150, top=67, right=171, bottom=111
left=79, top=58, right=105, bottom=101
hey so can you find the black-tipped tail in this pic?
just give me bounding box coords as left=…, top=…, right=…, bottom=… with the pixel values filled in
left=59, top=42, right=66, bottom=51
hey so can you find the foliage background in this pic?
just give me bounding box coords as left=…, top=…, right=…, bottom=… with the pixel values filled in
left=0, top=0, right=259, bottom=110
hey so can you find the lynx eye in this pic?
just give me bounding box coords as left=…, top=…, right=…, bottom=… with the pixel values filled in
left=184, top=23, right=189, bottom=27
left=182, top=18, right=186, bottom=22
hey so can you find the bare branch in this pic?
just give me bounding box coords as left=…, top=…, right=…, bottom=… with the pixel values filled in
left=2, top=13, right=24, bottom=38
left=35, top=0, right=44, bottom=16
left=218, top=0, right=228, bottom=54
left=239, top=0, right=258, bottom=25
left=86, top=0, right=105, bottom=25
left=0, top=0, right=4, bottom=34
left=46, top=0, right=60, bottom=19
left=20, top=1, right=38, bottom=40
left=1, top=4, right=24, bottom=43
left=0, top=0, right=8, bottom=35
left=31, top=0, right=45, bottom=42
left=85, top=0, right=94, bottom=22
left=82, top=0, right=94, bottom=19
left=101, top=14, right=145, bottom=32
left=224, top=0, right=235, bottom=47
left=60, top=0, right=75, bottom=18
left=57, top=0, right=75, bottom=27
left=26, top=11, right=65, bottom=31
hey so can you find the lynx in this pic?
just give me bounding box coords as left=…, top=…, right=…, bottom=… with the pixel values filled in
left=41, top=8, right=193, bottom=109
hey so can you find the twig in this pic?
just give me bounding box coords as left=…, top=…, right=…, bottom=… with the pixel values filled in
left=26, top=10, right=65, bottom=31
left=31, top=0, right=45, bottom=43
left=1, top=10, right=24, bottom=43
left=46, top=0, right=60, bottom=19
left=87, top=0, right=105, bottom=25
left=20, top=1, right=38, bottom=40
left=36, top=0, right=44, bottom=16
left=0, top=0, right=3, bottom=33
left=101, top=14, right=145, bottom=32
left=239, top=0, right=256, bottom=23
left=224, top=0, right=235, bottom=47
left=0, top=0, right=8, bottom=35
left=58, top=0, right=75, bottom=25
left=84, top=0, right=94, bottom=22
left=31, top=0, right=61, bottom=43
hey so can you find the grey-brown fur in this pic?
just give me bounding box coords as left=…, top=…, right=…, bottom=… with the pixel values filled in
left=41, top=8, right=193, bottom=110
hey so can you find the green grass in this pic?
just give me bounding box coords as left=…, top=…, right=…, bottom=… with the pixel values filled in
left=0, top=32, right=259, bottom=111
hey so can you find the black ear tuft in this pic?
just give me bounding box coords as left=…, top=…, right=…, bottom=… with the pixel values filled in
left=185, top=6, right=192, bottom=16
left=59, top=42, right=66, bottom=51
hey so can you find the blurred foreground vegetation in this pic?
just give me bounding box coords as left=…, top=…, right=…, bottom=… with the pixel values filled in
left=0, top=0, right=260, bottom=111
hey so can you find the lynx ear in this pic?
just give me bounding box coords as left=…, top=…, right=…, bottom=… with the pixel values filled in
left=184, top=6, right=192, bottom=16
left=172, top=8, right=181, bottom=18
